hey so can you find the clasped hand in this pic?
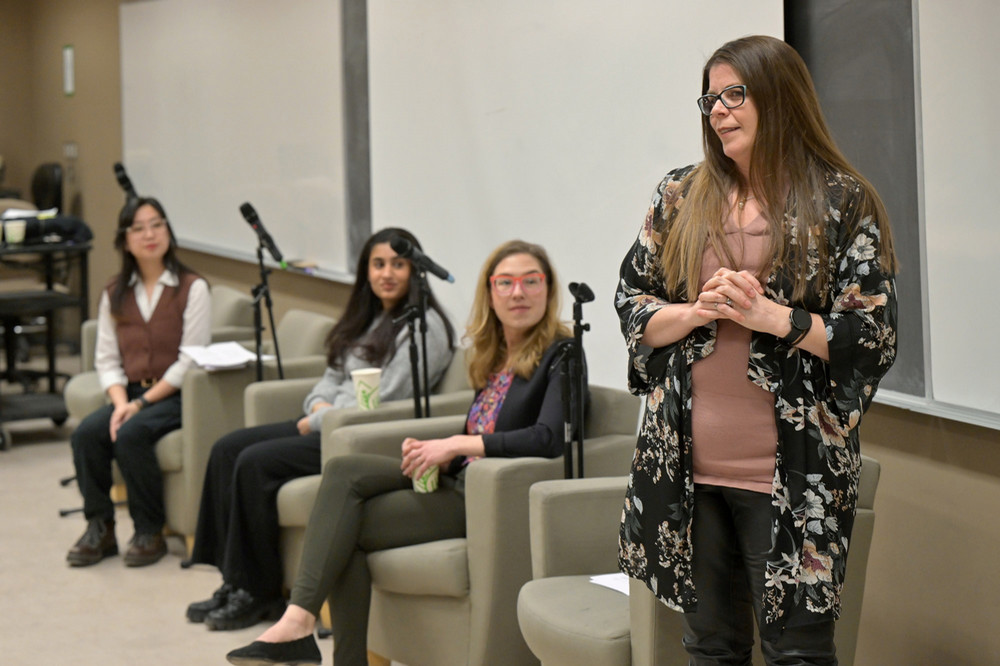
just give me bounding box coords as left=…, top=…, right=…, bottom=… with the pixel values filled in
left=695, top=267, right=777, bottom=333
left=109, top=400, right=141, bottom=442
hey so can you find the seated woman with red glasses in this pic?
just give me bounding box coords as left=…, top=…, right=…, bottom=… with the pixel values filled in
left=225, top=239, right=583, bottom=666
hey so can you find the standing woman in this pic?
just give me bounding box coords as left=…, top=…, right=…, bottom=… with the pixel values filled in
left=616, top=36, right=897, bottom=664
left=225, top=240, right=578, bottom=666
left=187, top=228, right=455, bottom=631
left=67, top=197, right=211, bottom=568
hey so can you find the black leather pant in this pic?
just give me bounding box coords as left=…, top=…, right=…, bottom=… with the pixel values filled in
left=682, top=484, right=837, bottom=666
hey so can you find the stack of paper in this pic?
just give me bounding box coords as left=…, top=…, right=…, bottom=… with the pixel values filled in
left=180, top=341, right=266, bottom=371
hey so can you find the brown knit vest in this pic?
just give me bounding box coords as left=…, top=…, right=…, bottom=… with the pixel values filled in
left=109, top=272, right=200, bottom=384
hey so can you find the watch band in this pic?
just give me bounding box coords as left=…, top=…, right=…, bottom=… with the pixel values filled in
left=781, top=307, right=812, bottom=345
left=134, top=395, right=151, bottom=410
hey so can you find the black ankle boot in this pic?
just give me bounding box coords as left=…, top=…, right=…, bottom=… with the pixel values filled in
left=187, top=582, right=234, bottom=622
left=204, top=588, right=285, bottom=631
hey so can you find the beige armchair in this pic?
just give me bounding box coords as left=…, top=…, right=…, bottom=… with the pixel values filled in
left=299, top=385, right=641, bottom=666
left=516, top=455, right=882, bottom=666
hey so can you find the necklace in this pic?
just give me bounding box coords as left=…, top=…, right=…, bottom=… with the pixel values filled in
left=738, top=194, right=755, bottom=211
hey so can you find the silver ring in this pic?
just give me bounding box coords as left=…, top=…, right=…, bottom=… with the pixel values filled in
left=725, top=298, right=733, bottom=307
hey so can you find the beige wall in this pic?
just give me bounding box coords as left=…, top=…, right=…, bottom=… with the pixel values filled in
left=3, top=3, right=999, bottom=665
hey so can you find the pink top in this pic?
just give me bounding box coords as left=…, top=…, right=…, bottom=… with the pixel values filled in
left=691, top=212, right=777, bottom=494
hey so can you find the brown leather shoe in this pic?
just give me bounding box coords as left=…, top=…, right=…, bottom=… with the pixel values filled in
left=123, top=532, right=167, bottom=567
left=67, top=519, right=118, bottom=567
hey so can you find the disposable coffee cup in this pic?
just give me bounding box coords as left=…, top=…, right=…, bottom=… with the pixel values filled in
left=350, top=367, right=381, bottom=411
left=4, top=220, right=26, bottom=244
left=413, top=465, right=440, bottom=493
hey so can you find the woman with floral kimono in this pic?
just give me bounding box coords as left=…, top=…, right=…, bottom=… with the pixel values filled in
left=615, top=35, right=897, bottom=665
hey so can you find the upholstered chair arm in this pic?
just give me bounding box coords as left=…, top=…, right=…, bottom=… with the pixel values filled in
left=64, top=371, right=106, bottom=421
left=266, top=354, right=329, bottom=380
left=243, top=377, right=318, bottom=427
left=463, top=455, right=565, bottom=665
left=528, top=476, right=628, bottom=579
left=319, top=389, right=474, bottom=441
left=170, top=364, right=257, bottom=536
left=322, top=415, right=468, bottom=462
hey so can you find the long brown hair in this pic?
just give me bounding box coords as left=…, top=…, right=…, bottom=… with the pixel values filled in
left=465, top=240, right=570, bottom=389
left=661, top=35, right=897, bottom=302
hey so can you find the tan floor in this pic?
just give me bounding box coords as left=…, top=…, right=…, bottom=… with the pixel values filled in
left=0, top=349, right=405, bottom=665
left=0, top=419, right=272, bottom=665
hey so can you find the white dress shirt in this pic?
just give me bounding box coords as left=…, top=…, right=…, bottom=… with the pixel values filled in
left=94, top=270, right=211, bottom=392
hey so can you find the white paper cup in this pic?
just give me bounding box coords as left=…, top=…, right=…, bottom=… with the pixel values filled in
left=4, top=220, right=26, bottom=244
left=413, top=465, right=440, bottom=493
left=350, top=367, right=381, bottom=410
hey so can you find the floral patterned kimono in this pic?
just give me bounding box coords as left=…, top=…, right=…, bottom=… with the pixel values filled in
left=615, top=164, right=897, bottom=631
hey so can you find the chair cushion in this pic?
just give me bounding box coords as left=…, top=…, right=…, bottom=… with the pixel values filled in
left=367, top=538, right=469, bottom=598
left=155, top=430, right=184, bottom=472
left=517, top=575, right=630, bottom=666
left=277, top=474, right=322, bottom=527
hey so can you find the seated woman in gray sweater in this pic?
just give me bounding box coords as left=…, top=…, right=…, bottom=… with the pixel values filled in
left=186, top=228, right=455, bottom=631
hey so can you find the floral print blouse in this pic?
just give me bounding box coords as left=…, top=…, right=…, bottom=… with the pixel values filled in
left=615, top=164, right=897, bottom=630
left=466, top=370, right=514, bottom=436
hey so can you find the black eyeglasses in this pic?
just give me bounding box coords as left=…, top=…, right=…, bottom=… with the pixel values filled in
left=696, top=84, right=747, bottom=116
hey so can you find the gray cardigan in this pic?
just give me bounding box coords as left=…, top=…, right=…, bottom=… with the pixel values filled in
left=302, top=309, right=453, bottom=431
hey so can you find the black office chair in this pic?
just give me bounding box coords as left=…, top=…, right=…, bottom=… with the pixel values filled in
left=31, top=162, right=63, bottom=212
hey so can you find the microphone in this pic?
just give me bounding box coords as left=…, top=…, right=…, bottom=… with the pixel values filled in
left=390, top=236, right=455, bottom=283
left=113, top=162, right=137, bottom=200
left=569, top=282, right=595, bottom=303
left=240, top=202, right=286, bottom=268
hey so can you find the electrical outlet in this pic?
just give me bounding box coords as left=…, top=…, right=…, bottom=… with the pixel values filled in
left=63, top=142, right=78, bottom=159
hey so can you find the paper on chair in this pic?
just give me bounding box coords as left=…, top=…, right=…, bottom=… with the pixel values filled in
left=589, top=572, right=630, bottom=596
left=180, top=341, right=272, bottom=371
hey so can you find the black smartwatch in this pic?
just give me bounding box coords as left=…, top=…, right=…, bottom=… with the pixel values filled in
left=781, top=307, right=812, bottom=345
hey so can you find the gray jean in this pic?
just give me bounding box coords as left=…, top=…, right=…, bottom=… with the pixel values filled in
left=290, top=454, right=466, bottom=666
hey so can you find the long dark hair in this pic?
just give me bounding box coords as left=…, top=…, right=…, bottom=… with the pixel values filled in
left=325, top=227, right=455, bottom=369
left=110, top=196, right=197, bottom=316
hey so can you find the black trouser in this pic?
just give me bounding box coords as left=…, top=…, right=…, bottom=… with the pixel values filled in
left=291, top=454, right=466, bottom=666
left=682, top=484, right=837, bottom=666
left=70, top=385, right=181, bottom=535
left=189, top=421, right=321, bottom=600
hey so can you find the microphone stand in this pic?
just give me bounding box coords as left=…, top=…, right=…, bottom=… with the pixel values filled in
left=393, top=269, right=432, bottom=418
left=559, top=284, right=592, bottom=479
left=251, top=245, right=283, bottom=381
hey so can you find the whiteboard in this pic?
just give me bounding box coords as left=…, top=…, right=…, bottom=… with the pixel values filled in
left=918, top=0, right=1000, bottom=416
left=368, top=0, right=784, bottom=389
left=120, top=0, right=349, bottom=276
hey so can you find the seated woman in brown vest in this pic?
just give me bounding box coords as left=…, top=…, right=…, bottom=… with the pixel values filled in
left=66, top=196, right=211, bottom=568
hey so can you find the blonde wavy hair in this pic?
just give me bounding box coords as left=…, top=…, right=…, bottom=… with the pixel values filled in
left=661, top=35, right=897, bottom=303
left=465, top=240, right=571, bottom=389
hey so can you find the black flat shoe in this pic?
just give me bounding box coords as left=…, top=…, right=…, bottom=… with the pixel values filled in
left=226, top=635, right=322, bottom=665
left=205, top=588, right=286, bottom=631
left=187, top=582, right=233, bottom=622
